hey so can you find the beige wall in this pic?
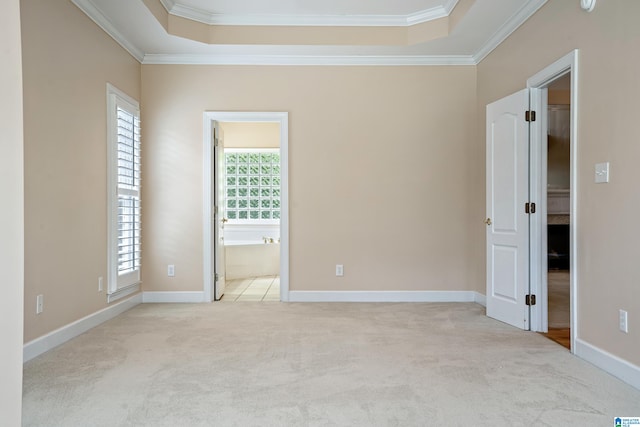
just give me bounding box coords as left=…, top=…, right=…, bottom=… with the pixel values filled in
left=477, top=0, right=640, bottom=365
left=220, top=122, right=280, bottom=149
left=141, top=65, right=479, bottom=293
left=21, top=0, right=141, bottom=342
left=1, top=0, right=24, bottom=423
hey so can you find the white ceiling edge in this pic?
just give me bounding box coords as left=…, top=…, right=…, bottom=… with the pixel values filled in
left=472, top=0, right=547, bottom=64
left=73, top=0, right=548, bottom=67
left=142, top=53, right=476, bottom=66
left=159, top=0, right=459, bottom=27
left=71, top=0, right=145, bottom=62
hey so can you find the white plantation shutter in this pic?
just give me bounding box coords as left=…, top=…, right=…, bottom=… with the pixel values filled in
left=107, top=84, right=141, bottom=296
left=116, top=107, right=141, bottom=281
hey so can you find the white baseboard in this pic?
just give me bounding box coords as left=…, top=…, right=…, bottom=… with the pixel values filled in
left=288, top=290, right=482, bottom=303
left=574, top=338, right=640, bottom=390
left=474, top=292, right=487, bottom=307
left=23, top=293, right=142, bottom=363
left=142, top=291, right=207, bottom=303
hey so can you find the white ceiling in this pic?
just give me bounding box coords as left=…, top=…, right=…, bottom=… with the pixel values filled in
left=170, top=0, right=450, bottom=17
left=72, top=0, right=548, bottom=65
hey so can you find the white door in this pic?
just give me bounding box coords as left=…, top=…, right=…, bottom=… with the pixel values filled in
left=213, top=121, right=226, bottom=300
left=486, top=89, right=531, bottom=330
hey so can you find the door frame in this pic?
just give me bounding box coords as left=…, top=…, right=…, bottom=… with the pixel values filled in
left=203, top=111, right=290, bottom=302
left=527, top=50, right=578, bottom=351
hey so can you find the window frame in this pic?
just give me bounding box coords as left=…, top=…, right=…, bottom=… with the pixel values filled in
left=106, top=84, right=141, bottom=301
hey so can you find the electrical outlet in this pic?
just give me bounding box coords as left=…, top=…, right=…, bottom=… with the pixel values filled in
left=36, top=294, right=44, bottom=314
left=619, top=309, right=628, bottom=333
left=595, top=162, right=610, bottom=183
left=98, top=276, right=103, bottom=292
left=168, top=264, right=175, bottom=277
left=336, top=264, right=344, bottom=277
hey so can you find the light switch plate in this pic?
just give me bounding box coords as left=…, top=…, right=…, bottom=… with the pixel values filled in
left=595, top=162, right=609, bottom=183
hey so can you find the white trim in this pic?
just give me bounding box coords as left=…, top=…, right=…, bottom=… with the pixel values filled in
left=70, top=0, right=144, bottom=62
left=288, top=290, right=480, bottom=303
left=203, top=118, right=213, bottom=302
left=526, top=50, right=579, bottom=353
left=474, top=292, right=487, bottom=307
left=107, top=283, right=140, bottom=303
left=203, top=112, right=290, bottom=303
left=141, top=291, right=205, bottom=303
left=23, top=293, right=142, bottom=362
left=574, top=338, right=640, bottom=391
left=161, top=1, right=458, bottom=27
left=142, top=54, right=476, bottom=66
left=473, top=0, right=547, bottom=64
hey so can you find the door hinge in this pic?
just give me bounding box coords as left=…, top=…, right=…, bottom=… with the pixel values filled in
left=525, top=110, right=536, bottom=122
left=525, top=294, right=536, bottom=306
left=215, top=273, right=219, bottom=282
left=525, top=202, right=536, bottom=214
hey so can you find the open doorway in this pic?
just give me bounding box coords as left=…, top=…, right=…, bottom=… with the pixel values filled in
left=203, top=112, right=289, bottom=303
left=486, top=51, right=578, bottom=350
left=526, top=50, right=578, bottom=352
left=544, top=74, right=571, bottom=349
left=220, top=122, right=281, bottom=302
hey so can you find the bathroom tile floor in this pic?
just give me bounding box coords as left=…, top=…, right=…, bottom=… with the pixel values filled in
left=221, top=275, right=280, bottom=302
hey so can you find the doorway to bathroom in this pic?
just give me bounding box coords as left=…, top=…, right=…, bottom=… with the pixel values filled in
left=203, top=112, right=289, bottom=303
left=221, top=122, right=282, bottom=302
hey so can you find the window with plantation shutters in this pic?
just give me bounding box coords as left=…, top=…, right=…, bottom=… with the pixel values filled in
left=107, top=84, right=141, bottom=300
left=116, top=107, right=141, bottom=276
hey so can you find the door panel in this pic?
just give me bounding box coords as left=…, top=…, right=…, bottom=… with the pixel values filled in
left=213, top=121, right=226, bottom=301
left=492, top=245, right=518, bottom=302
left=486, top=89, right=530, bottom=330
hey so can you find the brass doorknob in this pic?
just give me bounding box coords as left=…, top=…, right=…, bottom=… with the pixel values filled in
left=484, top=218, right=492, bottom=226
left=221, top=218, right=228, bottom=223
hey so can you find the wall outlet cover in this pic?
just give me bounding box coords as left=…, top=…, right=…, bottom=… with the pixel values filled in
left=595, top=162, right=609, bottom=183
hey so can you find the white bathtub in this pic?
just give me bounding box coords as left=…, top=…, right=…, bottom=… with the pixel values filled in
left=225, top=242, right=280, bottom=280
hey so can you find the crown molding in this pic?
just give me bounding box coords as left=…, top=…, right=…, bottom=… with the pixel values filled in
left=473, top=0, right=547, bottom=64
left=71, top=0, right=145, bottom=62
left=142, top=53, right=476, bottom=66
left=161, top=0, right=459, bottom=27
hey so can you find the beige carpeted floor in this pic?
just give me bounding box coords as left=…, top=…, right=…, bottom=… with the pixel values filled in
left=23, top=302, right=640, bottom=426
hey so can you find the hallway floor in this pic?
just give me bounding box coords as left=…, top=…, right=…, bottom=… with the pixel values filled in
left=545, top=269, right=571, bottom=350
left=548, top=270, right=570, bottom=328
left=222, top=275, right=280, bottom=301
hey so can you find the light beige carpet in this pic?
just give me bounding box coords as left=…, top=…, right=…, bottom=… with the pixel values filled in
left=23, top=302, right=640, bottom=426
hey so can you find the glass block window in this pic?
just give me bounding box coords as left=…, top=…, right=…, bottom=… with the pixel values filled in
left=225, top=149, right=280, bottom=222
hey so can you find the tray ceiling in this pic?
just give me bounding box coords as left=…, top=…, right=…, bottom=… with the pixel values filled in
left=71, top=0, right=548, bottom=65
